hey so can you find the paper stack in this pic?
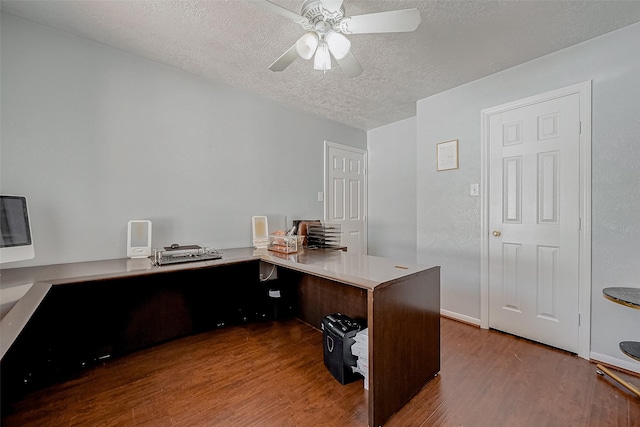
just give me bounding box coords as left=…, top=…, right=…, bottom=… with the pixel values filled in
left=350, top=328, right=369, bottom=389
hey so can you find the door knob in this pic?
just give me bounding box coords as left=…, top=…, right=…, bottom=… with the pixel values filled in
left=492, top=230, right=501, bottom=237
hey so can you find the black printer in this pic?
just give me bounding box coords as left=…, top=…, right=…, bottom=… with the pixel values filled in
left=321, top=313, right=362, bottom=384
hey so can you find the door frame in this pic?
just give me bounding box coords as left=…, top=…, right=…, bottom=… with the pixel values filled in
left=324, top=141, right=368, bottom=253
left=479, top=81, right=592, bottom=359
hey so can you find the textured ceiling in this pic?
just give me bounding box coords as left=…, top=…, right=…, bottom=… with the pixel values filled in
left=2, top=0, right=640, bottom=130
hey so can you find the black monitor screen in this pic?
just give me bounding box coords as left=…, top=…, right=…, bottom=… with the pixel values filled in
left=0, top=196, right=32, bottom=248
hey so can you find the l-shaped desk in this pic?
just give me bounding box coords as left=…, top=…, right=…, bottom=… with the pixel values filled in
left=0, top=248, right=440, bottom=427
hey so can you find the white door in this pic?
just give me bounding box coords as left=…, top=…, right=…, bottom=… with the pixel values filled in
left=325, top=142, right=367, bottom=254
left=487, top=93, right=581, bottom=353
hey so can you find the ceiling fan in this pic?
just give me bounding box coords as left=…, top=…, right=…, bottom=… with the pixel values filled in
left=248, top=0, right=421, bottom=77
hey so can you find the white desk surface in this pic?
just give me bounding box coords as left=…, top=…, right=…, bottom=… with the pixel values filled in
left=1, top=247, right=431, bottom=291
left=259, top=248, right=430, bottom=290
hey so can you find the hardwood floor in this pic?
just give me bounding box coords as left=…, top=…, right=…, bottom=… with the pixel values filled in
left=2, top=317, right=639, bottom=426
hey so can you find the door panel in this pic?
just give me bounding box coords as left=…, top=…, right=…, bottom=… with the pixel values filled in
left=332, top=177, right=345, bottom=220
left=488, top=93, right=580, bottom=353
left=326, top=142, right=367, bottom=254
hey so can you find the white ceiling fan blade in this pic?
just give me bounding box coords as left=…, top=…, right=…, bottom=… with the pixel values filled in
left=247, top=0, right=309, bottom=25
left=336, top=51, right=363, bottom=78
left=340, top=9, right=421, bottom=34
left=269, top=43, right=299, bottom=72
left=321, top=0, right=343, bottom=13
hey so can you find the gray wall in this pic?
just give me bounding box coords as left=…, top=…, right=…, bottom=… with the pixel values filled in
left=0, top=13, right=366, bottom=268
left=367, top=117, right=417, bottom=263
left=416, top=22, right=640, bottom=370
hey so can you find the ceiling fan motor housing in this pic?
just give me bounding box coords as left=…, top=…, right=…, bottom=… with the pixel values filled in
left=301, top=0, right=345, bottom=33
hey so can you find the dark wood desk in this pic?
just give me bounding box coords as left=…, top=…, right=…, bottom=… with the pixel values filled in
left=1, top=248, right=440, bottom=426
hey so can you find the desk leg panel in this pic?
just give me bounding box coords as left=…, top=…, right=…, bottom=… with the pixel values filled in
left=369, top=266, right=441, bottom=427
left=290, top=271, right=368, bottom=330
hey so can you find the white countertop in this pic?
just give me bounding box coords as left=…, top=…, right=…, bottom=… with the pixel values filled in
left=1, top=247, right=432, bottom=292
left=258, top=248, right=431, bottom=290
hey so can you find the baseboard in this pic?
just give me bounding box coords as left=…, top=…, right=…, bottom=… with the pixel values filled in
left=440, top=309, right=481, bottom=327
left=590, top=351, right=640, bottom=375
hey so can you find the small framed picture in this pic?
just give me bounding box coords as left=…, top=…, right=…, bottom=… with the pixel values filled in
left=436, top=139, right=459, bottom=171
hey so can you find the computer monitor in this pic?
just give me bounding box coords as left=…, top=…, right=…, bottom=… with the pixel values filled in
left=0, top=195, right=35, bottom=263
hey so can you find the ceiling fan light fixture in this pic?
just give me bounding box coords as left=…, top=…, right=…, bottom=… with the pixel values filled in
left=313, top=41, right=331, bottom=72
left=326, top=31, right=350, bottom=60
left=296, top=32, right=319, bottom=60
left=255, top=0, right=422, bottom=77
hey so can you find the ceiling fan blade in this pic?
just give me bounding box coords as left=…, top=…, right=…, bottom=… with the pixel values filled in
left=247, top=0, right=309, bottom=25
left=269, top=43, right=299, bottom=72
left=340, top=8, right=421, bottom=34
left=321, top=0, right=343, bottom=13
left=336, top=51, right=363, bottom=78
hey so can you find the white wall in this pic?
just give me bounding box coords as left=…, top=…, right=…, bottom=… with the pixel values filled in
left=0, top=13, right=366, bottom=268
left=416, top=22, right=640, bottom=370
left=367, top=117, right=417, bottom=263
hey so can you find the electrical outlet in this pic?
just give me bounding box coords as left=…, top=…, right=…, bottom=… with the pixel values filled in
left=317, top=192, right=324, bottom=202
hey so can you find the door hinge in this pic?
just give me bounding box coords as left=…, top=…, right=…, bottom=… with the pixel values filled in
left=578, top=313, right=581, bottom=326
left=578, top=121, right=582, bottom=134
left=578, top=217, right=582, bottom=230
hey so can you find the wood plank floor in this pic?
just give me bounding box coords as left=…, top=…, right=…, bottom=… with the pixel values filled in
left=2, top=317, right=639, bottom=426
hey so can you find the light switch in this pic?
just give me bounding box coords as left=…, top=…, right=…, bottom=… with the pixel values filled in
left=317, top=192, right=324, bottom=202
left=470, top=183, right=479, bottom=196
